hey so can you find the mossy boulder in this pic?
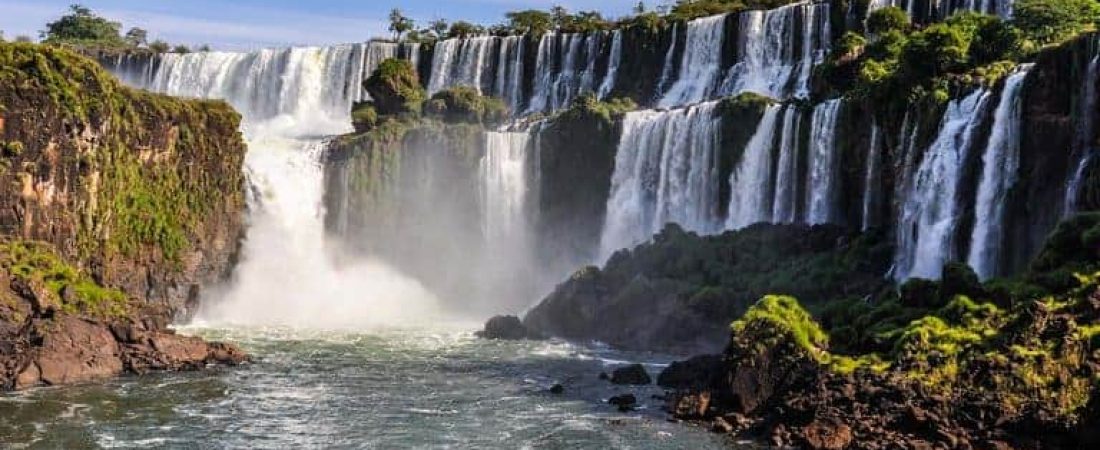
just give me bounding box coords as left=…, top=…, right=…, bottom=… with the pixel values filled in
left=364, top=58, right=425, bottom=117
left=424, top=87, right=508, bottom=125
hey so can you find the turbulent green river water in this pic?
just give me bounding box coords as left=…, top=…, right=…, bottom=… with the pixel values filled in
left=0, top=326, right=733, bottom=449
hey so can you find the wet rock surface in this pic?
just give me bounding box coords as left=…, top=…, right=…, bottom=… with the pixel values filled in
left=476, top=315, right=544, bottom=340
left=609, top=363, right=652, bottom=385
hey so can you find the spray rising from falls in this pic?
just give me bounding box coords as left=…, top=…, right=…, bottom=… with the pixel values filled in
left=895, top=88, right=992, bottom=281
left=967, top=65, right=1032, bottom=280
left=107, top=45, right=440, bottom=328
left=600, top=102, right=721, bottom=257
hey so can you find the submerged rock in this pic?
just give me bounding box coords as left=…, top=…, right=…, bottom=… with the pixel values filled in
left=610, top=364, right=652, bottom=385
left=549, top=383, right=564, bottom=394
left=608, top=393, right=637, bottom=412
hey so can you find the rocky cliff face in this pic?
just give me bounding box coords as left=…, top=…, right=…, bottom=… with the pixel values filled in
left=0, top=43, right=248, bottom=390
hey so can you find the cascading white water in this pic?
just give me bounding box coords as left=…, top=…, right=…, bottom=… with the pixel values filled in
left=721, top=2, right=830, bottom=100
left=894, top=89, right=992, bottom=281
left=867, top=0, right=1015, bottom=19
left=727, top=104, right=782, bottom=230
left=655, top=23, right=680, bottom=98
left=658, top=15, right=727, bottom=107
left=528, top=32, right=612, bottom=113
left=772, top=105, right=803, bottom=224
left=493, top=36, right=526, bottom=112
left=112, top=47, right=440, bottom=328
left=598, top=30, right=623, bottom=99
left=481, top=131, right=532, bottom=244
left=806, top=99, right=843, bottom=225
left=862, top=121, right=883, bottom=231
left=600, top=102, right=721, bottom=257
left=427, top=37, right=496, bottom=96
left=967, top=65, right=1032, bottom=280
left=1065, top=38, right=1100, bottom=216
left=351, top=42, right=404, bottom=102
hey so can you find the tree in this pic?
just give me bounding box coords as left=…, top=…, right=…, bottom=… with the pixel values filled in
left=15, top=35, right=34, bottom=43
left=1013, top=0, right=1100, bottom=45
left=505, top=10, right=553, bottom=36
left=42, top=4, right=123, bottom=45
left=902, top=24, right=970, bottom=80
left=198, top=44, right=212, bottom=52
left=634, top=2, right=647, bottom=14
left=172, top=45, right=191, bottom=54
left=447, top=21, right=484, bottom=39
left=364, top=58, right=425, bottom=116
left=865, top=7, right=910, bottom=37
left=124, top=27, right=147, bottom=47
left=428, top=18, right=449, bottom=39
left=551, top=5, right=569, bottom=29
left=388, top=9, right=414, bottom=41
left=148, top=39, right=169, bottom=53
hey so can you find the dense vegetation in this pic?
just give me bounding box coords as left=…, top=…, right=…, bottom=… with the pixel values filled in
left=10, top=4, right=205, bottom=53
left=824, top=1, right=1100, bottom=112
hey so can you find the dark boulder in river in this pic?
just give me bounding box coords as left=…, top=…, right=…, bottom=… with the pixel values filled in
left=476, top=315, right=543, bottom=340
left=610, top=364, right=651, bottom=385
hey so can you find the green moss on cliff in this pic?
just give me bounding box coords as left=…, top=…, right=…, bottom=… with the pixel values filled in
left=0, top=240, right=129, bottom=318
left=0, top=42, right=245, bottom=266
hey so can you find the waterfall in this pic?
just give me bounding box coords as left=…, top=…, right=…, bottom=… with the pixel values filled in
left=1065, top=38, right=1100, bottom=216
left=600, top=102, right=721, bottom=256
left=351, top=42, right=404, bottom=102
left=727, top=104, right=782, bottom=230
left=721, top=2, right=830, bottom=100
left=772, top=105, right=803, bottom=224
left=867, top=0, right=1015, bottom=19
left=806, top=99, right=843, bottom=225
left=107, top=46, right=440, bottom=327
left=862, top=121, right=883, bottom=231
left=481, top=131, right=532, bottom=242
left=894, top=89, right=992, bottom=281
left=658, top=15, right=727, bottom=108
left=598, top=30, right=623, bottom=99
left=493, top=36, right=526, bottom=112
left=427, top=37, right=496, bottom=96
left=655, top=23, right=680, bottom=99
left=967, top=65, right=1032, bottom=280
left=528, top=33, right=609, bottom=113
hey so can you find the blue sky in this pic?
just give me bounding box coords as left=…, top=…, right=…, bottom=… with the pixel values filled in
left=0, top=0, right=644, bottom=50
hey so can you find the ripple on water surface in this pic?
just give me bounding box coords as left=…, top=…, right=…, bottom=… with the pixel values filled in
left=0, top=326, right=737, bottom=449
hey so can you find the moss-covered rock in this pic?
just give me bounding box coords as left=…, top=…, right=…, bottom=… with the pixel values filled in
left=424, top=87, right=508, bottom=125
left=364, top=58, right=425, bottom=117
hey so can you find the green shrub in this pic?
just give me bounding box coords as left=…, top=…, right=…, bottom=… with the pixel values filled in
left=423, top=86, right=508, bottom=125
left=364, top=58, right=425, bottom=117
left=866, top=6, right=910, bottom=37
left=1013, top=0, right=1100, bottom=46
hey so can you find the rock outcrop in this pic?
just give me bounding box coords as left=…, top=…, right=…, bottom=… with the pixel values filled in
left=522, top=223, right=892, bottom=353
left=0, top=43, right=248, bottom=390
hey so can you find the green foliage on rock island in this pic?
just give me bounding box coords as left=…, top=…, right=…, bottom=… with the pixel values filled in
left=365, top=58, right=425, bottom=117
left=425, top=87, right=508, bottom=125
left=725, top=215, right=1100, bottom=421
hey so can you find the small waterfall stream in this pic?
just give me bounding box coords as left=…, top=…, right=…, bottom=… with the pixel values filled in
left=727, top=104, right=782, bottom=229
left=806, top=99, right=843, bottom=225
left=658, top=15, right=728, bottom=107
left=895, top=89, right=993, bottom=281
left=967, top=65, right=1032, bottom=280
left=600, top=102, right=721, bottom=256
